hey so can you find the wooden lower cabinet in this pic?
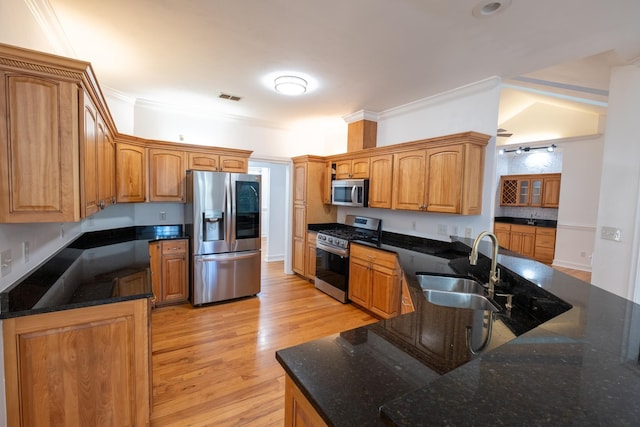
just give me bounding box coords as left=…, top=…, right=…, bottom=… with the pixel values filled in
left=494, top=223, right=511, bottom=249
left=284, top=374, right=328, bottom=427
left=306, top=232, right=318, bottom=280
left=149, top=239, right=189, bottom=306
left=381, top=287, right=472, bottom=374
left=2, top=298, right=151, bottom=427
left=349, top=244, right=400, bottom=319
left=534, top=227, right=557, bottom=264
left=509, top=224, right=536, bottom=258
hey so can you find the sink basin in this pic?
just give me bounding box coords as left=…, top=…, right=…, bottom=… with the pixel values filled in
left=423, top=289, right=501, bottom=311
left=417, top=273, right=485, bottom=294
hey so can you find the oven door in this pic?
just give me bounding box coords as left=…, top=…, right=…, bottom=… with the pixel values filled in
left=315, top=241, right=349, bottom=303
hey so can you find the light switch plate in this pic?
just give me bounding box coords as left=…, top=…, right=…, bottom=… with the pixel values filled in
left=601, top=226, right=622, bottom=241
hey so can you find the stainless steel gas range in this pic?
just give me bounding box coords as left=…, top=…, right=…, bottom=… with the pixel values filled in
left=315, top=215, right=381, bottom=303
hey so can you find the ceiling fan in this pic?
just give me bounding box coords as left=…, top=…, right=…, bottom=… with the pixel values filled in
left=497, top=128, right=513, bottom=137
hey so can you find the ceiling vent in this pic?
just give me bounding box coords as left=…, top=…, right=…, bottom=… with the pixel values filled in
left=219, top=93, right=242, bottom=101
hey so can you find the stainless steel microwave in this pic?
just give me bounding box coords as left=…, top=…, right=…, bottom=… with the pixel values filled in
left=331, top=179, right=369, bottom=207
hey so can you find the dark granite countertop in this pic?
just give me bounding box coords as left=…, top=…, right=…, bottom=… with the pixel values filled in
left=278, top=229, right=640, bottom=426
left=494, top=216, right=557, bottom=228
left=0, top=225, right=185, bottom=319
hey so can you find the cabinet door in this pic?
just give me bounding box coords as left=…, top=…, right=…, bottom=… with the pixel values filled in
left=370, top=264, right=400, bottom=319
left=188, top=152, right=219, bottom=171
left=219, top=155, right=247, bottom=172
left=116, top=143, right=147, bottom=202
left=149, top=148, right=186, bottom=202
left=292, top=205, right=307, bottom=276
left=0, top=73, right=80, bottom=222
left=2, top=300, right=150, bottom=427
left=334, top=159, right=353, bottom=179
left=392, top=150, right=426, bottom=211
left=493, top=223, right=511, bottom=249
left=542, top=175, right=561, bottom=207
left=369, top=154, right=393, bottom=209
left=521, top=232, right=536, bottom=258
left=161, top=253, right=188, bottom=303
left=425, top=145, right=463, bottom=214
left=518, top=179, right=530, bottom=205
left=530, top=178, right=543, bottom=206
left=293, top=162, right=307, bottom=204
left=306, top=232, right=317, bottom=279
left=83, top=95, right=100, bottom=217
left=348, top=257, right=372, bottom=308
left=284, top=375, right=328, bottom=427
left=97, top=115, right=116, bottom=209
left=351, top=158, right=370, bottom=178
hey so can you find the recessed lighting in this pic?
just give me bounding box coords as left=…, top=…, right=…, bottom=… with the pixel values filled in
left=274, top=75, right=307, bottom=96
left=472, top=0, right=511, bottom=18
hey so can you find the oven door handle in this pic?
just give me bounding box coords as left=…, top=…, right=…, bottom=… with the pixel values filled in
left=316, top=241, right=349, bottom=258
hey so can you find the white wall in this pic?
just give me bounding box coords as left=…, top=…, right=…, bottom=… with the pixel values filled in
left=592, top=64, right=640, bottom=301
left=554, top=135, right=604, bottom=271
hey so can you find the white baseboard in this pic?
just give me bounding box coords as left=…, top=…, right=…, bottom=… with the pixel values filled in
left=264, top=254, right=284, bottom=262
left=552, top=259, right=592, bottom=272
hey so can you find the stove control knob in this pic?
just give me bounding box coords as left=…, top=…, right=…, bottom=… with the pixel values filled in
left=328, top=237, right=333, bottom=244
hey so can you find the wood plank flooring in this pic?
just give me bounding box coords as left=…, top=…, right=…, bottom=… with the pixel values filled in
left=150, top=260, right=376, bottom=426
left=149, top=251, right=592, bottom=426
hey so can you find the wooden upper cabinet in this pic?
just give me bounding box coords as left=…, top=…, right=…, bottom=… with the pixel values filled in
left=82, top=94, right=100, bottom=218
left=499, top=173, right=561, bottom=208
left=149, top=148, right=186, bottom=202
left=293, top=162, right=308, bottom=204
left=187, top=152, right=248, bottom=173
left=392, top=149, right=427, bottom=211
left=0, top=71, right=81, bottom=223
left=542, top=174, right=561, bottom=207
left=368, top=154, right=393, bottom=209
left=334, top=158, right=369, bottom=179
left=424, top=145, right=463, bottom=214
left=116, top=143, right=147, bottom=203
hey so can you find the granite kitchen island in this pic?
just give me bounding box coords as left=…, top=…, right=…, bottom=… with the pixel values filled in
left=276, top=233, right=640, bottom=426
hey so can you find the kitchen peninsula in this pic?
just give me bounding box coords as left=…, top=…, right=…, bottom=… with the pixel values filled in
left=276, top=234, right=640, bottom=426
left=0, top=225, right=183, bottom=426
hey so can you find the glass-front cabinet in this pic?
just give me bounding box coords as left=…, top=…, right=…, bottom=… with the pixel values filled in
left=500, top=174, right=560, bottom=208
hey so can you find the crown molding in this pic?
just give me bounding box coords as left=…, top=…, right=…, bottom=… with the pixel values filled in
left=25, top=0, right=76, bottom=57
left=342, top=110, right=379, bottom=123
left=378, top=76, right=502, bottom=121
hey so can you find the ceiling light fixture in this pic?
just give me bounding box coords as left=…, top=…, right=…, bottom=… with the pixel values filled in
left=274, top=75, right=307, bottom=96
left=500, top=144, right=557, bottom=155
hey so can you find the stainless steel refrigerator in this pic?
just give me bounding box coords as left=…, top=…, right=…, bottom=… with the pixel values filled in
left=185, top=170, right=261, bottom=305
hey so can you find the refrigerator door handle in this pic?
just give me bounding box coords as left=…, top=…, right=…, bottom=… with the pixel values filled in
left=226, top=174, right=235, bottom=248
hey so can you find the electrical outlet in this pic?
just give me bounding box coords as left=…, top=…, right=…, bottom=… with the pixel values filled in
left=60, top=224, right=65, bottom=239
left=411, top=221, right=416, bottom=231
left=465, top=227, right=473, bottom=238
left=580, top=251, right=586, bottom=258
left=601, top=226, right=621, bottom=241
left=23, top=241, right=29, bottom=263
left=1, top=249, right=12, bottom=277
left=437, top=224, right=448, bottom=236
left=451, top=225, right=459, bottom=236
left=160, top=211, right=167, bottom=221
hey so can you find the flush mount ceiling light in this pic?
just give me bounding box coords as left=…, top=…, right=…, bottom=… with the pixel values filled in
left=472, top=0, right=512, bottom=18
left=274, top=75, right=307, bottom=96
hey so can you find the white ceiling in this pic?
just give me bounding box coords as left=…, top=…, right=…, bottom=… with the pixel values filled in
left=39, top=0, right=640, bottom=140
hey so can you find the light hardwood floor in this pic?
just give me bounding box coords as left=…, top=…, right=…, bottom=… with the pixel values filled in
left=150, top=254, right=591, bottom=426
left=150, top=260, right=376, bottom=426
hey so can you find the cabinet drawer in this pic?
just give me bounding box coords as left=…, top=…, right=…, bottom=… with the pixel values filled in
left=536, top=227, right=556, bottom=237
left=534, top=246, right=554, bottom=262
left=511, top=224, right=535, bottom=234
left=535, top=234, right=556, bottom=248
left=351, top=244, right=397, bottom=269
left=161, top=239, right=187, bottom=254
left=494, top=222, right=511, bottom=232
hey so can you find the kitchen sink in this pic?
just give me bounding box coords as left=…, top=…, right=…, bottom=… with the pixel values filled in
left=417, top=273, right=500, bottom=312
left=416, top=273, right=485, bottom=294
left=422, top=288, right=501, bottom=312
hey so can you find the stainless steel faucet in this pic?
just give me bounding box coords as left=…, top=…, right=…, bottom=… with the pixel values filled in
left=469, top=231, right=500, bottom=299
